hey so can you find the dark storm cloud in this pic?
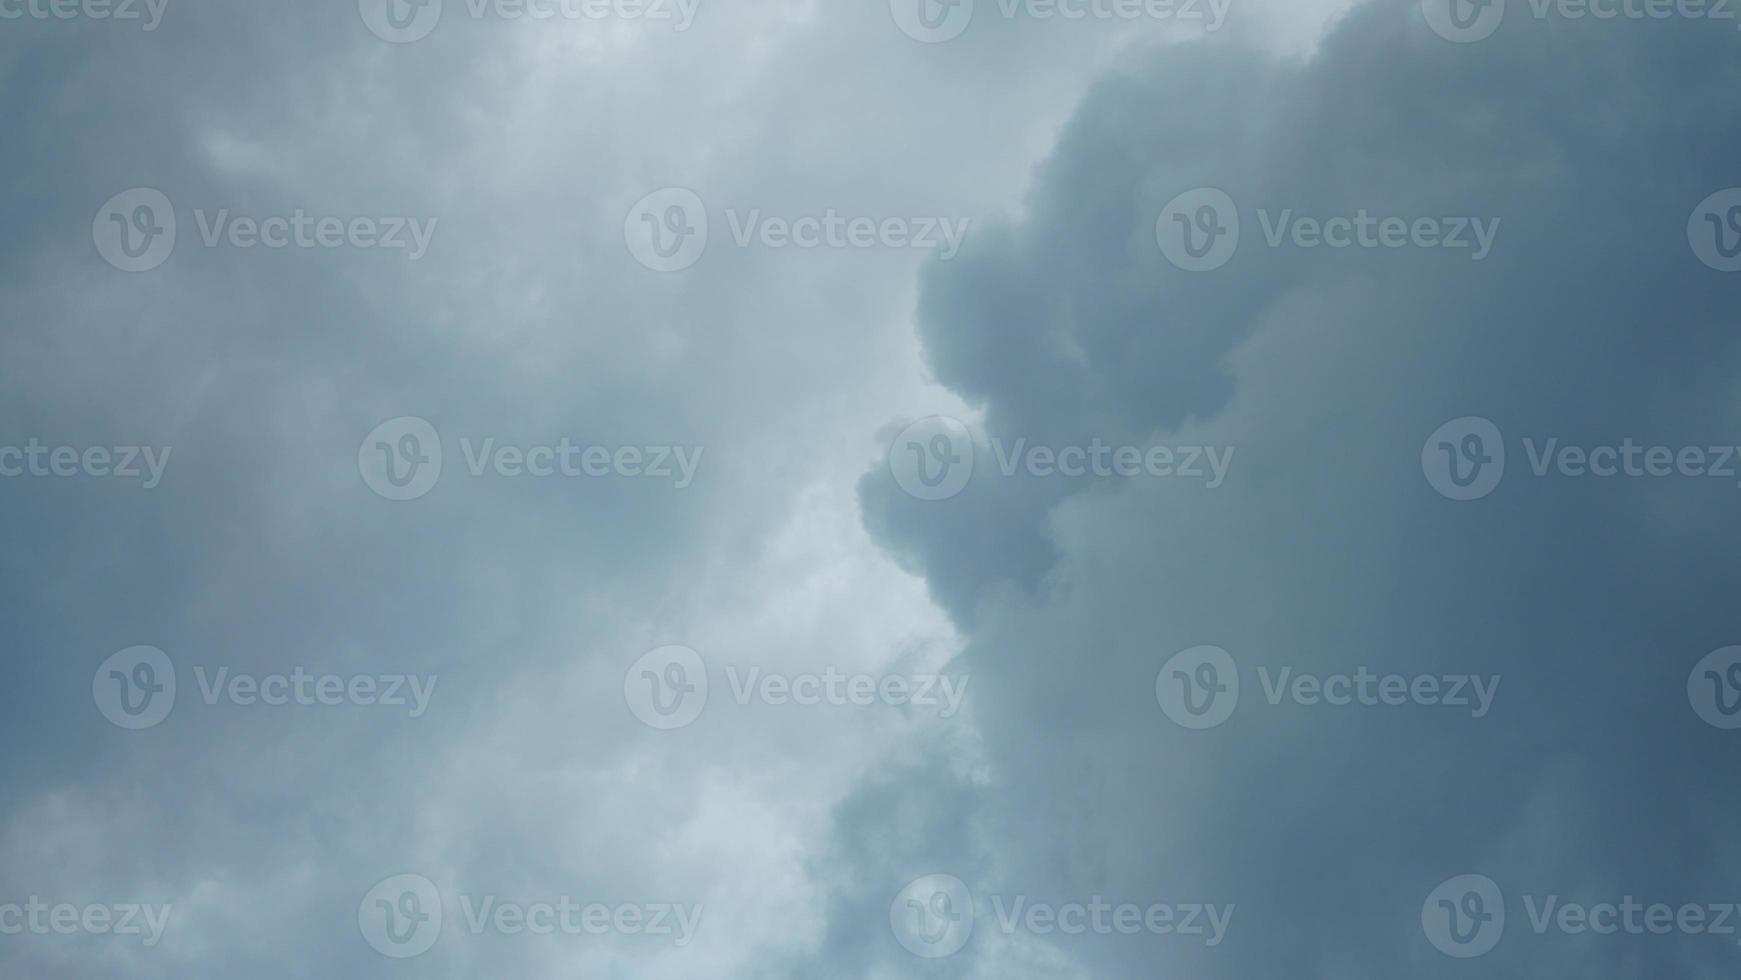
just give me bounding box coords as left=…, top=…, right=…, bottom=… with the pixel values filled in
left=846, top=2, right=1741, bottom=977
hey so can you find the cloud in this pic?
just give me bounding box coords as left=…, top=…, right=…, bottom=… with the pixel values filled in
left=845, top=1, right=1741, bottom=977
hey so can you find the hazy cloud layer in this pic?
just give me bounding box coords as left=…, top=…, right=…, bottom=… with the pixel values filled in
left=6, top=0, right=1734, bottom=977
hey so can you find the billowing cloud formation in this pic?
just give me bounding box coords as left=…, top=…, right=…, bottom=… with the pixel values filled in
left=15, top=0, right=1370, bottom=975
left=850, top=1, right=1741, bottom=977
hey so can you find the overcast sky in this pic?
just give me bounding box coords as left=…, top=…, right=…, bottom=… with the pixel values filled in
left=4, top=0, right=1741, bottom=977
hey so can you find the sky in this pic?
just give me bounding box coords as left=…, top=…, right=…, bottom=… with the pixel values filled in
left=3, top=0, right=1741, bottom=977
